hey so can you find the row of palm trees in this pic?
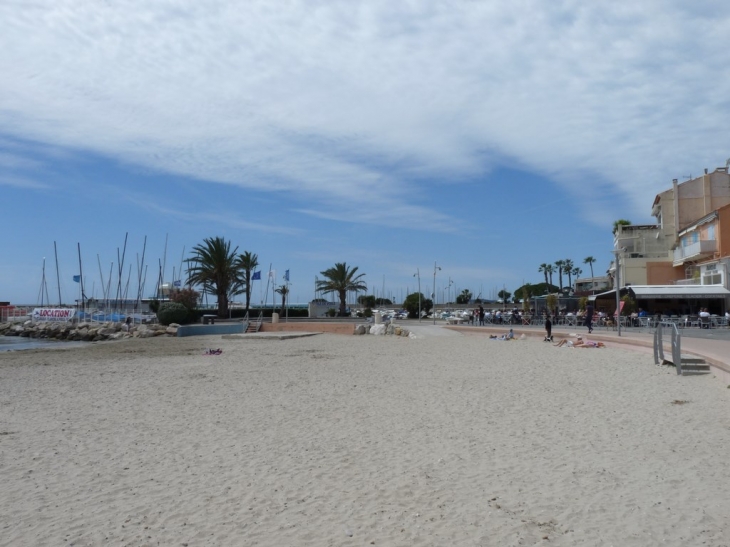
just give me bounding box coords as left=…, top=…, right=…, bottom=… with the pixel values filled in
left=185, top=236, right=366, bottom=317
left=538, top=257, right=597, bottom=293
left=185, top=237, right=261, bottom=317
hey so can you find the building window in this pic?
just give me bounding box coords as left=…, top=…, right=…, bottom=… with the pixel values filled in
left=707, top=224, right=715, bottom=240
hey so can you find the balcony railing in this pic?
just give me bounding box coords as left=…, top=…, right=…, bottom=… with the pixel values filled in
left=673, top=240, right=717, bottom=265
left=674, top=278, right=700, bottom=286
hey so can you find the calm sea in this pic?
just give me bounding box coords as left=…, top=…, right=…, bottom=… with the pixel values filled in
left=0, top=337, right=85, bottom=352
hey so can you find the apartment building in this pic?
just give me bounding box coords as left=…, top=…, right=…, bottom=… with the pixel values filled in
left=610, top=166, right=730, bottom=287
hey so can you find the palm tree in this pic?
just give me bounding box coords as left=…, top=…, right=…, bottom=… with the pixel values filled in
left=545, top=264, right=554, bottom=290
left=236, top=251, right=259, bottom=313
left=554, top=260, right=565, bottom=292
left=538, top=263, right=549, bottom=287
left=316, top=262, right=367, bottom=316
left=274, top=284, right=289, bottom=315
left=583, top=256, right=596, bottom=278
left=572, top=267, right=582, bottom=280
left=563, top=259, right=574, bottom=290
left=186, top=236, right=243, bottom=318
left=457, top=289, right=472, bottom=304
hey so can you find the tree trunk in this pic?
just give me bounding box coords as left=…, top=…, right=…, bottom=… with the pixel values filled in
left=218, top=291, right=228, bottom=318
left=338, top=290, right=347, bottom=316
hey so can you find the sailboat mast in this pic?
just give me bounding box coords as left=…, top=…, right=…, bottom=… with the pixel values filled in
left=77, top=243, right=85, bottom=310
left=54, top=242, right=62, bottom=306
left=136, top=236, right=147, bottom=309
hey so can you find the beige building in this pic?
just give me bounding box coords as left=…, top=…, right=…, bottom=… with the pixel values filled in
left=673, top=202, right=730, bottom=291
left=610, top=166, right=730, bottom=287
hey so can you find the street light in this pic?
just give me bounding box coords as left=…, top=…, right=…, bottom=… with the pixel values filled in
left=413, top=269, right=421, bottom=323
left=433, top=262, right=441, bottom=324
left=611, top=247, right=626, bottom=337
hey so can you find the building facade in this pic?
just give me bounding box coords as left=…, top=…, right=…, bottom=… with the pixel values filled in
left=610, top=166, right=730, bottom=288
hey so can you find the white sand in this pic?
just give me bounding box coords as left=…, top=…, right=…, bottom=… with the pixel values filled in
left=1, top=332, right=729, bottom=546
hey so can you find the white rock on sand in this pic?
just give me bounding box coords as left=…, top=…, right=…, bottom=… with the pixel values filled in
left=1, top=333, right=729, bottom=546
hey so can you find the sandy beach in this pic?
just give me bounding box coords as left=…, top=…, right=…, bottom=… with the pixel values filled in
left=1, top=331, right=729, bottom=546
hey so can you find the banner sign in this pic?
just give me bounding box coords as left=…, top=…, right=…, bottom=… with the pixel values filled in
left=32, top=308, right=76, bottom=322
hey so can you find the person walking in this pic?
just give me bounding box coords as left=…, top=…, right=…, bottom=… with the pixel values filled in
left=544, top=315, right=553, bottom=342
left=585, top=304, right=594, bottom=334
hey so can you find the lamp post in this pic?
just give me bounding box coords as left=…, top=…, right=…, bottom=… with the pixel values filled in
left=433, top=262, right=441, bottom=324
left=611, top=248, right=625, bottom=337
left=414, top=269, right=421, bottom=323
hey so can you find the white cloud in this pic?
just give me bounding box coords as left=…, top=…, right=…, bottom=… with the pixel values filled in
left=1, top=0, right=729, bottom=225
left=120, top=190, right=304, bottom=236
left=0, top=174, right=48, bottom=189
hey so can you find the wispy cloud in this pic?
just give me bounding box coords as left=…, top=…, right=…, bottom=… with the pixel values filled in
left=2, top=1, right=729, bottom=225
left=119, top=191, right=304, bottom=237
left=0, top=174, right=48, bottom=189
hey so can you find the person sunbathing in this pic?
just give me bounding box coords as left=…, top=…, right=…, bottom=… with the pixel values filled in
left=489, top=328, right=515, bottom=341
left=204, top=348, right=223, bottom=355
left=554, top=337, right=605, bottom=348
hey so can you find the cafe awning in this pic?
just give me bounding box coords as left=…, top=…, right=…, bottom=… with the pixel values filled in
left=590, top=285, right=730, bottom=302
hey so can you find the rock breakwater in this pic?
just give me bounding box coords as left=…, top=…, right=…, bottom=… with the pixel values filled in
left=0, top=321, right=178, bottom=342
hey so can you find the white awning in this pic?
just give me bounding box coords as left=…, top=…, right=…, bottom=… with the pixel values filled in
left=592, top=285, right=730, bottom=300
left=629, top=285, right=730, bottom=299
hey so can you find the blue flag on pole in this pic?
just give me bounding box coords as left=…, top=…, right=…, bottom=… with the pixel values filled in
left=72, top=275, right=81, bottom=283
left=252, top=271, right=261, bottom=281
left=284, top=269, right=289, bottom=282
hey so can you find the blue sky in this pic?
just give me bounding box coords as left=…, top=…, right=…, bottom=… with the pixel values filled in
left=2, top=1, right=730, bottom=306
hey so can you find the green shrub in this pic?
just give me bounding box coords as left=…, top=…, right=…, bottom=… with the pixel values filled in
left=157, top=302, right=190, bottom=325
left=148, top=299, right=161, bottom=313
left=546, top=294, right=558, bottom=315
left=327, top=308, right=336, bottom=317
left=621, top=295, right=637, bottom=315
left=364, top=307, right=373, bottom=318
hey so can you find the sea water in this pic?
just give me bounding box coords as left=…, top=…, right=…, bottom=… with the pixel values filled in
left=0, top=337, right=85, bottom=352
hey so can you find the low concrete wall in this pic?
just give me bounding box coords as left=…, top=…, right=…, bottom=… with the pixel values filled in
left=177, top=322, right=246, bottom=337
left=260, top=322, right=355, bottom=335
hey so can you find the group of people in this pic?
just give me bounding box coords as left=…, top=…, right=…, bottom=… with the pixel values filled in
left=467, top=307, right=526, bottom=326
